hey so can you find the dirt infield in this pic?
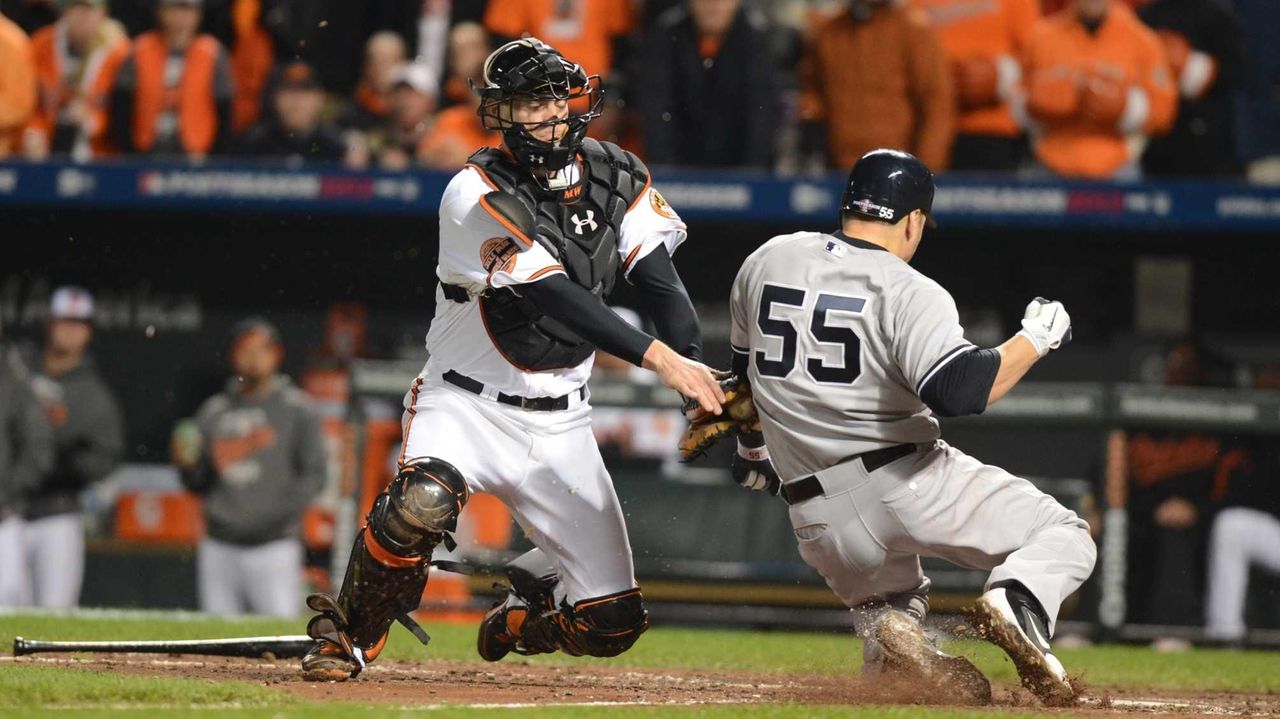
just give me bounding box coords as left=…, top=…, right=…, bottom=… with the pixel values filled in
left=7, top=653, right=1279, bottom=717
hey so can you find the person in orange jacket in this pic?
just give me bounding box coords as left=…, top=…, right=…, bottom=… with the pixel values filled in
left=1018, top=0, right=1177, bottom=179
left=0, top=10, right=36, bottom=159
left=418, top=22, right=501, bottom=171
left=108, top=0, right=233, bottom=161
left=914, top=0, right=1040, bottom=170
left=800, top=0, right=956, bottom=171
left=23, top=0, right=129, bottom=162
left=483, top=0, right=635, bottom=80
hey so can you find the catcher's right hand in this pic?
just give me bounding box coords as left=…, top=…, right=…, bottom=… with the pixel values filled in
left=677, top=371, right=758, bottom=461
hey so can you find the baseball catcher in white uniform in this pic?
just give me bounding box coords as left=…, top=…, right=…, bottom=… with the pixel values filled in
left=703, top=149, right=1096, bottom=705
left=300, top=38, right=726, bottom=680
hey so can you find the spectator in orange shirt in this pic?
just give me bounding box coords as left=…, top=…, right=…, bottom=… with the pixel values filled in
left=23, top=0, right=128, bottom=162
left=108, top=0, right=233, bottom=161
left=800, top=0, right=956, bottom=170
left=418, top=22, right=500, bottom=170
left=1018, top=0, right=1177, bottom=179
left=226, top=0, right=274, bottom=133
left=342, top=31, right=406, bottom=134
left=483, top=0, right=634, bottom=80
left=0, top=9, right=36, bottom=158
left=1137, top=0, right=1244, bottom=176
left=914, top=0, right=1039, bottom=171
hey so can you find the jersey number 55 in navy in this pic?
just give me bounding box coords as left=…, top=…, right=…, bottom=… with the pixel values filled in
left=755, top=283, right=867, bottom=385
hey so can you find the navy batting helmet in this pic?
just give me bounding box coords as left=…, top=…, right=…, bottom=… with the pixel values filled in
left=840, top=149, right=937, bottom=228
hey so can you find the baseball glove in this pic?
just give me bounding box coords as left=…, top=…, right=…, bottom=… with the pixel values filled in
left=677, top=371, right=758, bottom=461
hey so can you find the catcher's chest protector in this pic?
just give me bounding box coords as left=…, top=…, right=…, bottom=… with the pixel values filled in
left=468, top=139, right=649, bottom=370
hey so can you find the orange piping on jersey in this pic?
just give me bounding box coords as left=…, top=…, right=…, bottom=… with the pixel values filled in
left=397, top=376, right=423, bottom=465
left=526, top=264, right=564, bottom=282
left=622, top=244, right=644, bottom=272
left=363, top=526, right=422, bottom=568
left=478, top=192, right=534, bottom=248
left=465, top=162, right=500, bottom=190
left=626, top=175, right=652, bottom=213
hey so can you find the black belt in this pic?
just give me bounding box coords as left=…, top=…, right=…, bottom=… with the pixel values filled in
left=440, top=282, right=470, bottom=303
left=443, top=370, right=585, bottom=412
left=781, top=444, right=918, bottom=506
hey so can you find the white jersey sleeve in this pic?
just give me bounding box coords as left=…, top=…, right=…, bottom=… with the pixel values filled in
left=616, top=184, right=688, bottom=278
left=888, top=271, right=975, bottom=395
left=437, top=167, right=566, bottom=291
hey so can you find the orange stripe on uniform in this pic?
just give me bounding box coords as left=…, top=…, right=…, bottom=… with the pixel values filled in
left=363, top=527, right=422, bottom=569
left=627, top=175, right=653, bottom=213
left=622, top=244, right=645, bottom=272
left=478, top=193, right=534, bottom=248
left=526, top=265, right=564, bottom=282
left=397, top=376, right=424, bottom=466
left=464, top=163, right=499, bottom=190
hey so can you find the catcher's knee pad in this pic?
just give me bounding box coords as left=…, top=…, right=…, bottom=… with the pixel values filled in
left=368, top=458, right=471, bottom=556
left=523, top=588, right=649, bottom=658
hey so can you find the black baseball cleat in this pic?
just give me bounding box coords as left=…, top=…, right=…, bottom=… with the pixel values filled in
left=300, top=639, right=361, bottom=682
left=968, top=582, right=1077, bottom=706
left=873, top=610, right=993, bottom=706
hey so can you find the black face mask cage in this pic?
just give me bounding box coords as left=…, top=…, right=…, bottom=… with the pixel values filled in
left=473, top=49, right=604, bottom=174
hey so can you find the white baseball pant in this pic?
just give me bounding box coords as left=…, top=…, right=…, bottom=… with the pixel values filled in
left=0, top=516, right=27, bottom=606
left=786, top=440, right=1096, bottom=634
left=197, top=536, right=304, bottom=618
left=21, top=512, right=84, bottom=608
left=399, top=377, right=637, bottom=604
left=1205, top=507, right=1280, bottom=641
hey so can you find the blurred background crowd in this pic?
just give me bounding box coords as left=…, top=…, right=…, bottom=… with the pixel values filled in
left=0, top=0, right=1278, bottom=180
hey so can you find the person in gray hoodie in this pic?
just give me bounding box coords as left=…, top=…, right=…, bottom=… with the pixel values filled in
left=0, top=319, right=55, bottom=607
left=174, top=317, right=326, bottom=617
left=23, top=286, right=124, bottom=608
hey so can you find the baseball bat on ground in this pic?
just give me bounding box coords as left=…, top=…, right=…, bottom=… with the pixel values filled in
left=13, top=635, right=314, bottom=659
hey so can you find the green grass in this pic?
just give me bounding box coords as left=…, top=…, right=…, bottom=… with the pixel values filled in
left=1, top=612, right=1277, bottom=718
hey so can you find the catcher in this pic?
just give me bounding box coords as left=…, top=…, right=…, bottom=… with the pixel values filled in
left=300, top=38, right=724, bottom=680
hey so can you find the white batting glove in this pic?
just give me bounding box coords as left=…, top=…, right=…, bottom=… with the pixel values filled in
left=1017, top=297, right=1072, bottom=357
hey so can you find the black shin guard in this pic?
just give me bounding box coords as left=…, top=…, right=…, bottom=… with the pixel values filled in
left=520, top=588, right=649, bottom=657
left=306, top=459, right=470, bottom=663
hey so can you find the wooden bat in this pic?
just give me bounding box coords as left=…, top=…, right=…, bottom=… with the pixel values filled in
left=12, top=635, right=314, bottom=659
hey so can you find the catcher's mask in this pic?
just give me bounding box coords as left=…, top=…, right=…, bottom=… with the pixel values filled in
left=474, top=38, right=603, bottom=188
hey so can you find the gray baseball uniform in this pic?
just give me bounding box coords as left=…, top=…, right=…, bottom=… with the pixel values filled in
left=730, top=230, right=1096, bottom=634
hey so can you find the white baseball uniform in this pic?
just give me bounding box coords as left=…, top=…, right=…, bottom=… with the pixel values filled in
left=730, top=231, right=1096, bottom=633
left=400, top=164, right=686, bottom=603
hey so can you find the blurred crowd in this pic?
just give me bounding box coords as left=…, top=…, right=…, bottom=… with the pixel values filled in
left=0, top=0, right=1278, bottom=180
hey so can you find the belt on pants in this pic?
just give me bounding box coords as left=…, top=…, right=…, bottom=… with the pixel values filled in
left=443, top=369, right=586, bottom=412
left=780, top=443, right=919, bottom=506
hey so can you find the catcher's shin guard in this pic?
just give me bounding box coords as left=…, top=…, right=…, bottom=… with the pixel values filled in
left=519, top=588, right=649, bottom=658
left=302, top=459, right=470, bottom=680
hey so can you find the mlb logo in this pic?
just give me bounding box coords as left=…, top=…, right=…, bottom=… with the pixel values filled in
left=824, top=240, right=846, bottom=257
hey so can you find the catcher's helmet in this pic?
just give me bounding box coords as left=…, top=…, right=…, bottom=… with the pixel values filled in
left=475, top=38, right=603, bottom=177
left=840, top=149, right=938, bottom=228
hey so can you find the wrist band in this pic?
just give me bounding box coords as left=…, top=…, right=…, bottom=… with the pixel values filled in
left=738, top=442, right=770, bottom=463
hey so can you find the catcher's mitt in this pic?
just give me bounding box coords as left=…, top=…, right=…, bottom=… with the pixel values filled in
left=678, top=371, right=758, bottom=461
